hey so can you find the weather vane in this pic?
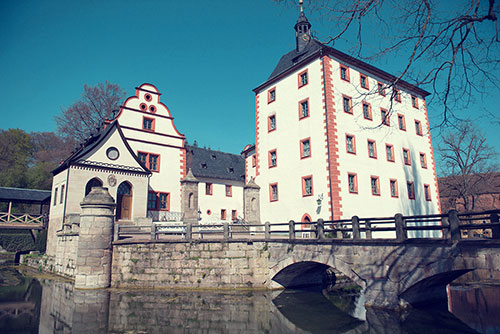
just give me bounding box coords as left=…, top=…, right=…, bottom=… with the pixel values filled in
left=299, top=0, right=304, bottom=12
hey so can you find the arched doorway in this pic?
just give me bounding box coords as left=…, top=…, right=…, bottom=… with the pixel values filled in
left=85, top=178, right=103, bottom=196
left=301, top=214, right=312, bottom=238
left=116, top=182, right=132, bottom=220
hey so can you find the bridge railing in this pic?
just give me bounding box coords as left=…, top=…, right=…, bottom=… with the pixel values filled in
left=115, top=210, right=500, bottom=242
left=0, top=212, right=47, bottom=229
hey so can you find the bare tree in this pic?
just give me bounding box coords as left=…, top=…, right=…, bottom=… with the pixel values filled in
left=55, top=81, right=125, bottom=142
left=276, top=0, right=499, bottom=126
left=438, top=122, right=499, bottom=211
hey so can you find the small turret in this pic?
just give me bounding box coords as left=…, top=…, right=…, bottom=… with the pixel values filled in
left=294, top=0, right=312, bottom=52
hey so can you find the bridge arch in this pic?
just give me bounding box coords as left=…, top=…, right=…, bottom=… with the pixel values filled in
left=269, top=254, right=366, bottom=290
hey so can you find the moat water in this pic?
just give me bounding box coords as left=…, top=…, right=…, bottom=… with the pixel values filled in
left=0, top=266, right=499, bottom=333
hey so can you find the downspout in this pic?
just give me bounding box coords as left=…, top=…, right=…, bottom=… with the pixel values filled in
left=61, top=167, right=70, bottom=230
left=321, top=51, right=335, bottom=220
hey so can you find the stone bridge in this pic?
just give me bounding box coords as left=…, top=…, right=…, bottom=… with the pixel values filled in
left=39, top=187, right=500, bottom=310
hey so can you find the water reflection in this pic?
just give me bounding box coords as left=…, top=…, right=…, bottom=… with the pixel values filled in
left=1, top=266, right=499, bottom=333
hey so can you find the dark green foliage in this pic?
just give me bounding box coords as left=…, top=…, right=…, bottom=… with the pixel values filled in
left=0, top=229, right=35, bottom=252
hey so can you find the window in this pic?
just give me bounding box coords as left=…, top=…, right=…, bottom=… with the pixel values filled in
left=377, top=82, right=386, bottom=96
left=231, top=210, right=237, bottom=221
left=205, top=183, right=213, bottom=195
left=302, top=175, right=313, bottom=197
left=221, top=209, right=227, bottom=220
left=268, top=88, right=276, bottom=103
left=270, top=183, right=278, bottom=202
left=138, top=152, right=160, bottom=172
left=367, top=140, right=377, bottom=158
left=386, top=144, right=395, bottom=162
left=298, top=70, right=308, bottom=87
left=407, top=181, right=415, bottom=200
left=53, top=187, right=58, bottom=206
left=390, top=179, right=398, bottom=198
left=415, top=120, right=423, bottom=136
left=371, top=176, right=380, bottom=196
left=362, top=102, right=372, bottom=120
left=420, top=153, right=427, bottom=168
left=143, top=117, right=154, bottom=131
left=299, top=99, right=309, bottom=119
left=148, top=192, right=170, bottom=211
left=424, top=184, right=431, bottom=201
left=346, top=134, right=356, bottom=154
left=403, top=148, right=411, bottom=166
left=398, top=114, right=406, bottom=131
left=252, top=155, right=256, bottom=167
left=360, top=74, right=369, bottom=89
left=268, top=115, right=276, bottom=132
left=268, top=149, right=277, bottom=168
left=393, top=89, right=401, bottom=102
left=411, top=95, right=419, bottom=108
left=225, top=185, right=232, bottom=197
left=381, top=109, right=390, bottom=126
left=60, top=185, right=65, bottom=204
left=340, top=65, right=350, bottom=81
left=343, top=95, right=353, bottom=114
left=348, top=173, right=358, bottom=193
left=300, top=138, right=311, bottom=159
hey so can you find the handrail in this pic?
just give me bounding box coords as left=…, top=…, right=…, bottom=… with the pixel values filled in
left=114, top=210, right=500, bottom=242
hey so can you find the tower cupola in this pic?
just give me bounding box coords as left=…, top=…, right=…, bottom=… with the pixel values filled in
left=294, top=0, right=311, bottom=52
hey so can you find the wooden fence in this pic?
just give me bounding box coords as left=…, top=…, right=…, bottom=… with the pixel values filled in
left=115, top=210, right=500, bottom=242
left=0, top=212, right=47, bottom=229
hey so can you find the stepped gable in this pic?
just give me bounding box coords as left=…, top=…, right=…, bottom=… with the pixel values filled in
left=185, top=145, right=245, bottom=182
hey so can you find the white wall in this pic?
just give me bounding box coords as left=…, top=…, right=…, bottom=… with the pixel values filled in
left=197, top=177, right=244, bottom=223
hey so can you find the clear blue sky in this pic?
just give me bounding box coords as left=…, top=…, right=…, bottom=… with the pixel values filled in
left=1, top=0, right=498, bottom=164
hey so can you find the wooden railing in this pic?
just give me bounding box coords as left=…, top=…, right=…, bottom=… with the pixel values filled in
left=0, top=212, right=47, bottom=229
left=115, top=210, right=500, bottom=242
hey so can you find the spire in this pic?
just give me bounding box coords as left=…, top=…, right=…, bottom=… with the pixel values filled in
left=294, top=0, right=311, bottom=52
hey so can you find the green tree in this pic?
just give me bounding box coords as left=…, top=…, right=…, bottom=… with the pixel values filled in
left=0, top=129, right=34, bottom=188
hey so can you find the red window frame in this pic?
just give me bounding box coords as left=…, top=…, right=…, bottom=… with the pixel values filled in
left=268, top=114, right=276, bottom=132
left=347, top=173, right=358, bottom=194
left=411, top=95, right=419, bottom=109
left=138, top=151, right=160, bottom=172
left=360, top=73, right=369, bottom=90
left=403, top=148, right=411, bottom=166
left=397, top=113, right=406, bottom=131
left=345, top=134, right=356, bottom=154
left=142, top=116, right=155, bottom=131
left=300, top=137, right=311, bottom=159
left=302, top=175, right=313, bottom=197
left=362, top=101, right=372, bottom=120
left=393, top=89, right=401, bottom=102
left=269, top=183, right=278, bottom=202
left=221, top=209, right=227, bottom=220
left=340, top=64, right=350, bottom=82
left=386, top=144, right=395, bottom=162
left=298, top=98, right=310, bottom=120
left=367, top=139, right=377, bottom=159
left=298, top=69, right=308, bottom=88
left=205, top=183, right=213, bottom=195
left=342, top=95, right=353, bottom=114
left=415, top=120, right=423, bottom=136
left=407, top=181, right=415, bottom=200
left=252, top=155, right=256, bottom=167
left=370, top=176, right=380, bottom=196
left=231, top=210, right=237, bottom=221
left=390, top=179, right=399, bottom=198
left=225, top=185, right=232, bottom=197
left=268, top=149, right=277, bottom=168
left=268, top=87, right=276, bottom=104
left=377, top=82, right=386, bottom=96
left=381, top=108, right=390, bottom=126
left=424, top=184, right=431, bottom=201
left=147, top=191, right=170, bottom=211
left=419, top=152, right=427, bottom=169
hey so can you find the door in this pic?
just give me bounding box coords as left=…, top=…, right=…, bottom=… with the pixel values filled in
left=117, top=182, right=132, bottom=220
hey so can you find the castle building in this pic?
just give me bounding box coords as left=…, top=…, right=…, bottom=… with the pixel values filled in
left=245, top=8, right=440, bottom=223
left=46, top=7, right=440, bottom=255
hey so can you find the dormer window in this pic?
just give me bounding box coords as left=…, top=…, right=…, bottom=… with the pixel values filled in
left=201, top=163, right=207, bottom=169
left=228, top=167, right=234, bottom=173
left=211, top=154, right=216, bottom=160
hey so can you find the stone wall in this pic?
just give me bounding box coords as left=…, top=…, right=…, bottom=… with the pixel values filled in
left=111, top=241, right=271, bottom=289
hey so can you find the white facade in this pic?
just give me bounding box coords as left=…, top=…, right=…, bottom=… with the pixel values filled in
left=197, top=178, right=244, bottom=223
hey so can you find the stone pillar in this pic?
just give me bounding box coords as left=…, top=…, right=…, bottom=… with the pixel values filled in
left=181, top=169, right=199, bottom=224
left=72, top=289, right=110, bottom=334
left=244, top=177, right=260, bottom=224
left=75, top=187, right=115, bottom=289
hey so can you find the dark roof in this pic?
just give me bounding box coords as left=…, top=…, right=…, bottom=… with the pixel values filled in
left=186, top=145, right=245, bottom=183
left=438, top=173, right=500, bottom=198
left=0, top=187, right=51, bottom=204
left=52, top=120, right=150, bottom=175
left=254, top=38, right=430, bottom=97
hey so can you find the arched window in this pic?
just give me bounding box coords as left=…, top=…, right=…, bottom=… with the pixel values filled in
left=85, top=178, right=103, bottom=196
left=188, top=193, right=194, bottom=209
